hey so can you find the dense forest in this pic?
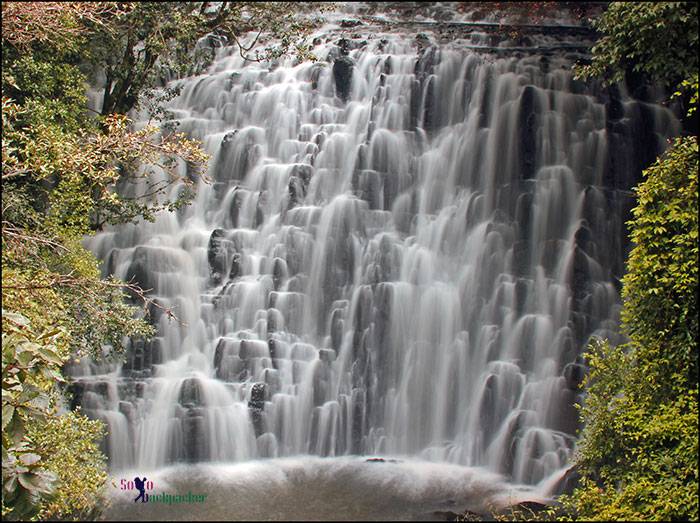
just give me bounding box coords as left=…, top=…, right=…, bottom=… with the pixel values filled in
left=1, top=2, right=697, bottom=521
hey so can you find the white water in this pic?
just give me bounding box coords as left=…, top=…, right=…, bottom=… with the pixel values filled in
left=103, top=456, right=546, bottom=520
left=71, top=4, right=680, bottom=518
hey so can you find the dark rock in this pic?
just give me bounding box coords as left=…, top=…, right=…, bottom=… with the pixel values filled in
left=248, top=383, right=266, bottom=436
left=267, top=338, right=278, bottom=361
left=229, top=252, right=241, bottom=280
left=365, top=457, right=399, bottom=463
left=563, top=362, right=586, bottom=391
left=340, top=18, right=362, bottom=28
left=248, top=382, right=266, bottom=409
left=207, top=229, right=236, bottom=284
left=518, top=85, right=540, bottom=180
left=228, top=187, right=242, bottom=228
left=571, top=246, right=591, bottom=308
left=333, top=56, right=354, bottom=102
left=182, top=414, right=205, bottom=462
left=254, top=192, right=265, bottom=228
left=68, top=381, right=85, bottom=410
left=415, top=32, right=431, bottom=47
left=272, top=257, right=287, bottom=290
left=179, top=378, right=202, bottom=408
left=550, top=465, right=581, bottom=495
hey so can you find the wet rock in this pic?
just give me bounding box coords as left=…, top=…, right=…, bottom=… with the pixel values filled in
left=229, top=252, right=241, bottom=280
left=319, top=348, right=336, bottom=363
left=563, top=362, right=586, bottom=391
left=272, top=257, right=287, bottom=290
left=240, top=340, right=268, bottom=360
left=330, top=310, right=345, bottom=354
left=68, top=381, right=85, bottom=410
left=248, top=383, right=266, bottom=436
left=288, top=176, right=304, bottom=208
left=518, top=85, right=540, bottom=180
left=179, top=378, right=202, bottom=408
left=333, top=56, right=354, bottom=102
left=571, top=246, right=591, bottom=308
left=550, top=465, right=581, bottom=496
left=254, top=192, right=265, bottom=229
left=125, top=251, right=156, bottom=297
left=248, top=382, right=266, bottom=409
left=134, top=381, right=147, bottom=398
left=227, top=187, right=242, bottom=228
left=207, top=229, right=236, bottom=284
left=267, top=337, right=278, bottom=361
left=365, top=457, right=399, bottom=463
left=415, top=32, right=431, bottom=48
left=262, top=368, right=281, bottom=394
left=574, top=222, right=594, bottom=256
left=339, top=18, right=362, bottom=28
left=213, top=337, right=232, bottom=371
left=118, top=401, right=135, bottom=423
left=182, top=414, right=206, bottom=462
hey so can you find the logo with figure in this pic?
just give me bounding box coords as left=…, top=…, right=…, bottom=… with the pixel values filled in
left=119, top=476, right=207, bottom=505
left=134, top=476, right=148, bottom=503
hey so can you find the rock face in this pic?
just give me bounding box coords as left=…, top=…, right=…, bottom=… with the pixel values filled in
left=333, top=56, right=354, bottom=102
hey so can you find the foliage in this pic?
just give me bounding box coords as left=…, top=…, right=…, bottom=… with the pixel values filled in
left=562, top=138, right=699, bottom=521
left=85, top=2, right=329, bottom=115
left=621, top=137, right=698, bottom=394
left=1, top=2, right=128, bottom=56
left=561, top=3, right=699, bottom=520
left=1, top=313, right=109, bottom=521
left=575, top=1, right=698, bottom=91
left=1, top=2, right=213, bottom=520
left=1, top=312, right=65, bottom=520
left=28, top=411, right=108, bottom=521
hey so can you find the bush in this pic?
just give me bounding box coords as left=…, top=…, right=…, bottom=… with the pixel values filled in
left=564, top=137, right=698, bottom=521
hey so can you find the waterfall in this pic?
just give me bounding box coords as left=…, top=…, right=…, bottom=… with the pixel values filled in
left=71, top=3, right=680, bottom=493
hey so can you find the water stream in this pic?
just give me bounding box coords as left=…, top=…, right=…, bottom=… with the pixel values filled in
left=70, top=3, right=680, bottom=519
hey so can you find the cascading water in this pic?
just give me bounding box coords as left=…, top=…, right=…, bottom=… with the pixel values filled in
left=70, top=3, right=680, bottom=517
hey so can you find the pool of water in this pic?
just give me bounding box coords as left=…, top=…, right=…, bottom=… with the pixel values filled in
left=102, top=456, right=548, bottom=521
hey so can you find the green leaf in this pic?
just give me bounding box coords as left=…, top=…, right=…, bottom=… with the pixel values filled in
left=16, top=349, right=35, bottom=366
left=2, top=405, right=15, bottom=430
left=18, top=472, right=53, bottom=494
left=38, top=347, right=64, bottom=366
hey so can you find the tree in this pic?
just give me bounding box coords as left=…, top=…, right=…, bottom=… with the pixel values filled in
left=1, top=2, right=207, bottom=519
left=85, top=2, right=326, bottom=116
left=562, top=137, right=698, bottom=521
left=575, top=1, right=698, bottom=118
left=561, top=2, right=699, bottom=520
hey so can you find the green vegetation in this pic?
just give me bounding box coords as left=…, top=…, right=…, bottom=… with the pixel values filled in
left=561, top=2, right=699, bottom=521
left=562, top=137, right=698, bottom=520
left=577, top=2, right=698, bottom=87
left=87, top=2, right=326, bottom=116
left=2, top=2, right=324, bottom=520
